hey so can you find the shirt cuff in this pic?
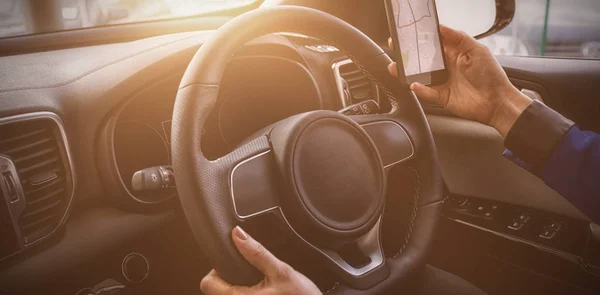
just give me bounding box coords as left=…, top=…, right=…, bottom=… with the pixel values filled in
left=504, top=100, right=575, bottom=171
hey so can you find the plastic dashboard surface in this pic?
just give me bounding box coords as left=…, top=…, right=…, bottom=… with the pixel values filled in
left=0, top=28, right=336, bottom=291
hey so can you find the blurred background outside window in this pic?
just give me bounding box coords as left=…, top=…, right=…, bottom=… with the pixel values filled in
left=0, top=0, right=598, bottom=59
left=478, top=0, right=600, bottom=59
left=0, top=0, right=252, bottom=38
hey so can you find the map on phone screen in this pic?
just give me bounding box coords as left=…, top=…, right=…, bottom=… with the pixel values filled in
left=392, top=0, right=445, bottom=76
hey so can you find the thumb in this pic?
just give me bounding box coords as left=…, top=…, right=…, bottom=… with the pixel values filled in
left=410, top=82, right=443, bottom=106
left=232, top=226, right=287, bottom=278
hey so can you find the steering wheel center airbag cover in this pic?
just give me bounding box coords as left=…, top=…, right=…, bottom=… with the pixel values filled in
left=271, top=111, right=385, bottom=247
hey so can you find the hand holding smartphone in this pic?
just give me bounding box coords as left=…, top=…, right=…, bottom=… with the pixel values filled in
left=385, top=0, right=448, bottom=86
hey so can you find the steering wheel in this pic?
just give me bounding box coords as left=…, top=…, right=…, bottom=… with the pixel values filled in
left=172, top=6, right=443, bottom=293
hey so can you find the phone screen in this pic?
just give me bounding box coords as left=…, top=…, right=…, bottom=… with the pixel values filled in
left=389, top=0, right=446, bottom=80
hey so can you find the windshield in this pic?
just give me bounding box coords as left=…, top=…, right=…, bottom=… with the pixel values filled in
left=0, top=0, right=255, bottom=39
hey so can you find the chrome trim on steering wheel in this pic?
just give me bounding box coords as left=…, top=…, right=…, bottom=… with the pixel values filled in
left=230, top=150, right=280, bottom=219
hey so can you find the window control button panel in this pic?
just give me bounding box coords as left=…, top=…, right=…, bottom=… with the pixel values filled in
left=444, top=196, right=589, bottom=256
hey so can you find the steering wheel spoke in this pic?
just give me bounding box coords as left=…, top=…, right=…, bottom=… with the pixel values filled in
left=218, top=137, right=281, bottom=219
left=350, top=114, right=416, bottom=169
left=311, top=217, right=389, bottom=289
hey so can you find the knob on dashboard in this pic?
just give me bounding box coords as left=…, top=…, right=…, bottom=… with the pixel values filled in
left=121, top=253, right=150, bottom=283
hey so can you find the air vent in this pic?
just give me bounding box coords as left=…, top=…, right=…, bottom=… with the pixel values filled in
left=0, top=114, right=72, bottom=244
left=333, top=59, right=379, bottom=108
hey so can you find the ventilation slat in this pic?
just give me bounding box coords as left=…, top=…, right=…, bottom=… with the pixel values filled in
left=17, top=157, right=59, bottom=175
left=349, top=81, right=372, bottom=90
left=13, top=147, right=57, bottom=164
left=24, top=177, right=64, bottom=194
left=27, top=188, right=65, bottom=206
left=20, top=199, right=61, bottom=220
left=340, top=69, right=362, bottom=77
left=2, top=137, right=53, bottom=155
left=344, top=75, right=368, bottom=84
left=0, top=129, right=47, bottom=146
left=22, top=224, right=56, bottom=244
left=19, top=214, right=56, bottom=231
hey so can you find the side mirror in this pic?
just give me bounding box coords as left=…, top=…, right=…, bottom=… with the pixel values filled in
left=437, top=0, right=515, bottom=39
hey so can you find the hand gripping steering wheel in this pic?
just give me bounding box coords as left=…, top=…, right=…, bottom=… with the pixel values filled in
left=172, top=6, right=444, bottom=293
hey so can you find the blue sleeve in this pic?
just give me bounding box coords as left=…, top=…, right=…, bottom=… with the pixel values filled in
left=538, top=126, right=600, bottom=223
left=505, top=126, right=600, bottom=223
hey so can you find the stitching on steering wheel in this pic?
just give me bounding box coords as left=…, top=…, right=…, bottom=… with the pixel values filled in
left=392, top=167, right=420, bottom=259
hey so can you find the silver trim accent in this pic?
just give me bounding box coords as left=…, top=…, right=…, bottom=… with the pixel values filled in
left=230, top=150, right=279, bottom=219
left=0, top=112, right=76, bottom=261
left=121, top=252, right=150, bottom=283
left=332, top=59, right=380, bottom=108
left=321, top=217, right=385, bottom=276
left=361, top=121, right=416, bottom=169
left=281, top=213, right=385, bottom=277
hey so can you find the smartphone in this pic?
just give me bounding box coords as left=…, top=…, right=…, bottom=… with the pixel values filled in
left=384, top=0, right=448, bottom=86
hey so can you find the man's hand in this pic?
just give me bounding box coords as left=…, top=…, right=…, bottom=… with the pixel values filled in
left=200, top=226, right=321, bottom=295
left=388, top=25, right=533, bottom=137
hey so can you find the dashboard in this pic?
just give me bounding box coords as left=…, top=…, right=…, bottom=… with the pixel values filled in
left=99, top=34, right=350, bottom=206
left=0, top=25, right=389, bottom=293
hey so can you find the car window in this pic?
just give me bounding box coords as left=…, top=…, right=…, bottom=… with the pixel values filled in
left=0, top=0, right=255, bottom=39
left=479, top=0, right=600, bottom=59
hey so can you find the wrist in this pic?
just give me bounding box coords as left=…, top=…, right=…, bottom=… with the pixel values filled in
left=490, top=89, right=533, bottom=138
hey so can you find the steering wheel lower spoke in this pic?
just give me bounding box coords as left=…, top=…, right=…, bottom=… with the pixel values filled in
left=305, top=216, right=389, bottom=290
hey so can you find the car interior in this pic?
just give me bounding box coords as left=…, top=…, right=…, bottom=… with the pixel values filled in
left=0, top=0, right=599, bottom=294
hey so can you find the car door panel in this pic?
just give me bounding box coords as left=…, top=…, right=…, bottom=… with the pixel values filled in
left=425, top=56, right=600, bottom=294
left=427, top=114, right=588, bottom=221
left=426, top=56, right=600, bottom=220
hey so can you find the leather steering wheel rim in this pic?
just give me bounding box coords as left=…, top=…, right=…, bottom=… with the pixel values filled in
left=172, top=5, right=444, bottom=293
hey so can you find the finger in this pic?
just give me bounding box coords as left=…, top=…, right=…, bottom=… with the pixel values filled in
left=232, top=226, right=287, bottom=278
left=387, top=62, right=398, bottom=77
left=200, top=270, right=233, bottom=295
left=410, top=82, right=443, bottom=106
left=388, top=37, right=393, bottom=49
left=439, top=25, right=479, bottom=57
